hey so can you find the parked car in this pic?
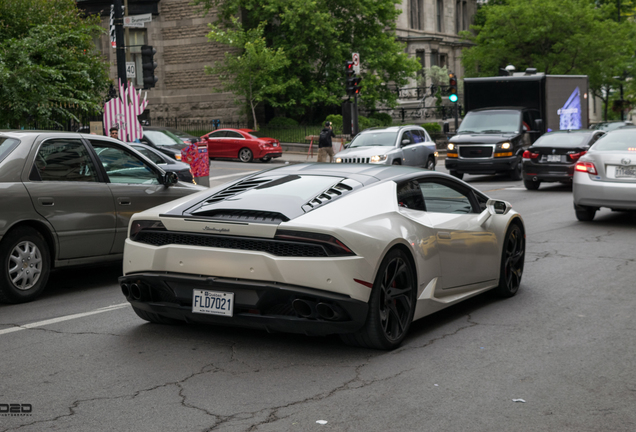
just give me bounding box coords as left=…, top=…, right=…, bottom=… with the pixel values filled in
left=0, top=131, right=204, bottom=303
left=151, top=126, right=200, bottom=145
left=590, top=121, right=633, bottom=132
left=334, top=126, right=437, bottom=170
left=129, top=142, right=194, bottom=183
left=573, top=128, right=636, bottom=221
left=138, top=127, right=191, bottom=161
left=522, top=129, right=605, bottom=190
left=199, top=128, right=282, bottom=163
left=119, top=164, right=525, bottom=350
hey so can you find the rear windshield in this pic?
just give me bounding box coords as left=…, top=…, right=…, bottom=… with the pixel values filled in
left=349, top=131, right=397, bottom=148
left=534, top=133, right=590, bottom=148
left=0, top=138, right=20, bottom=164
left=143, top=130, right=184, bottom=146
left=592, top=130, right=636, bottom=151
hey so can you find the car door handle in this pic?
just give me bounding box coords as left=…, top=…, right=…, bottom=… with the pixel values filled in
left=38, top=197, right=54, bottom=206
left=437, top=231, right=451, bottom=240
left=117, top=197, right=131, bottom=206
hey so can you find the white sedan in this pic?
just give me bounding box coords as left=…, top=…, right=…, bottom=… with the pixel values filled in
left=119, top=164, right=525, bottom=350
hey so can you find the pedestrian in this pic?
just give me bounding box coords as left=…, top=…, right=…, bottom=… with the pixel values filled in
left=109, top=127, right=120, bottom=140
left=317, top=121, right=336, bottom=163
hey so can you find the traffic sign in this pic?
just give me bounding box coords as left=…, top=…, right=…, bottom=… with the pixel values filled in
left=352, top=53, right=360, bottom=74
left=126, top=62, right=136, bottom=78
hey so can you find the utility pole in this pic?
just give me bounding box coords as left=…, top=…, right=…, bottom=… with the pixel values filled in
left=113, top=0, right=127, bottom=90
left=618, top=0, right=624, bottom=120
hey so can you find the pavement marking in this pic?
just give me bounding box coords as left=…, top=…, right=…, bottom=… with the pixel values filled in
left=505, top=187, right=527, bottom=191
left=0, top=303, right=131, bottom=336
left=209, top=171, right=258, bottom=181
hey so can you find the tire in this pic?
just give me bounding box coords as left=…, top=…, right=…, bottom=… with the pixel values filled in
left=261, top=156, right=272, bottom=163
left=132, top=306, right=182, bottom=325
left=510, top=160, right=522, bottom=180
left=392, top=159, right=401, bottom=165
left=575, top=205, right=596, bottom=221
left=523, top=179, right=541, bottom=190
left=0, top=227, right=51, bottom=304
left=426, top=157, right=435, bottom=171
left=340, top=249, right=416, bottom=350
left=494, top=223, right=525, bottom=298
left=238, top=148, right=253, bottom=163
left=450, top=170, right=464, bottom=180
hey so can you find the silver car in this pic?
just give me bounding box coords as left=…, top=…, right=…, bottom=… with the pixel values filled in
left=334, top=126, right=437, bottom=170
left=0, top=131, right=204, bottom=303
left=573, top=128, right=636, bottom=221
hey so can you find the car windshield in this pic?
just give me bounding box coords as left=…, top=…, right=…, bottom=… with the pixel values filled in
left=457, top=111, right=521, bottom=134
left=594, top=122, right=631, bottom=132
left=143, top=130, right=185, bottom=146
left=534, top=133, right=589, bottom=148
left=349, top=131, right=398, bottom=148
left=0, top=138, right=20, bottom=163
left=592, top=130, right=636, bottom=151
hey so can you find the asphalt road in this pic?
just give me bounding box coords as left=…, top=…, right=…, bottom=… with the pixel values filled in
left=1, top=159, right=635, bottom=432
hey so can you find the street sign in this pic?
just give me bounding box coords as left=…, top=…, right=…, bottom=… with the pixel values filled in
left=352, top=53, right=360, bottom=74
left=124, top=13, right=152, bottom=27
left=126, top=62, right=136, bottom=78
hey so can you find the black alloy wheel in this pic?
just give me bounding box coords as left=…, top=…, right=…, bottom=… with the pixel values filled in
left=450, top=170, right=464, bottom=180
left=575, top=204, right=597, bottom=222
left=341, top=249, right=416, bottom=350
left=494, top=223, right=525, bottom=298
left=238, top=148, right=254, bottom=163
left=510, top=160, right=523, bottom=180
left=0, top=227, right=51, bottom=303
left=523, top=179, right=541, bottom=190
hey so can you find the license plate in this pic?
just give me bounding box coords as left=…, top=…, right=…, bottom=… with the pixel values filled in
left=192, top=289, right=234, bottom=317
left=615, top=166, right=636, bottom=178
left=547, top=154, right=562, bottom=162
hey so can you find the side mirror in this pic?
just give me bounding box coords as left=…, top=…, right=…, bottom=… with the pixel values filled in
left=344, top=142, right=350, bottom=149
left=443, top=122, right=450, bottom=134
left=401, top=139, right=410, bottom=146
left=487, top=199, right=511, bottom=215
left=162, top=171, right=179, bottom=186
left=534, top=119, right=543, bottom=132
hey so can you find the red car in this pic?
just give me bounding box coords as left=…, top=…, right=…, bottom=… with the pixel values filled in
left=200, top=128, right=282, bottom=163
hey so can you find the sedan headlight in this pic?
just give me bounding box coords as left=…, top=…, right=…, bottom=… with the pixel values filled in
left=370, top=155, right=388, bottom=163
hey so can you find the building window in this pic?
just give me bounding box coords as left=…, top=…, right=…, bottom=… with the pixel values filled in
left=430, top=51, right=439, bottom=67
left=437, top=0, right=444, bottom=32
left=416, top=50, right=426, bottom=76
left=456, top=0, right=461, bottom=33
left=440, top=53, right=448, bottom=69
left=128, top=30, right=147, bottom=88
left=463, top=0, right=468, bottom=31
left=410, top=0, right=422, bottom=30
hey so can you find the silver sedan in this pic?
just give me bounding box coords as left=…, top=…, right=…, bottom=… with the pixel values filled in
left=573, top=128, right=636, bottom=221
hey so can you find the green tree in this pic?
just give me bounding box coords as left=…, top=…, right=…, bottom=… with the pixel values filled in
left=0, top=0, right=110, bottom=128
left=196, top=0, right=420, bottom=121
left=461, top=0, right=636, bottom=120
left=206, top=18, right=295, bottom=130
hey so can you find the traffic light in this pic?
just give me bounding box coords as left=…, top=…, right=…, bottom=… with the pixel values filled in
left=141, top=45, right=158, bottom=89
left=345, top=61, right=362, bottom=96
left=448, top=72, right=458, bottom=103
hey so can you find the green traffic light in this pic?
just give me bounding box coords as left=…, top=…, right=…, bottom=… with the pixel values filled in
left=449, top=94, right=458, bottom=103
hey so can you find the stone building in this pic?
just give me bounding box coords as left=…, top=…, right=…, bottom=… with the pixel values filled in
left=77, top=0, right=243, bottom=126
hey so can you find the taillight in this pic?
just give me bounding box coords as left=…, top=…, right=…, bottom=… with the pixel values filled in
left=575, top=161, right=597, bottom=175
left=522, top=150, right=539, bottom=160
left=274, top=230, right=355, bottom=256
left=568, top=151, right=586, bottom=162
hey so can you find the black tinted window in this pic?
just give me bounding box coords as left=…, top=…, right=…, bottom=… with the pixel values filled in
left=35, top=139, right=98, bottom=182
left=397, top=180, right=426, bottom=211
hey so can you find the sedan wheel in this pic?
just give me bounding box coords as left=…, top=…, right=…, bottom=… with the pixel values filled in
left=341, top=249, right=416, bottom=350
left=261, top=157, right=272, bottom=163
left=575, top=204, right=597, bottom=222
left=0, top=227, right=50, bottom=303
left=238, top=148, right=253, bottom=163
left=494, top=223, right=524, bottom=298
left=426, top=157, right=435, bottom=171
left=523, top=179, right=541, bottom=190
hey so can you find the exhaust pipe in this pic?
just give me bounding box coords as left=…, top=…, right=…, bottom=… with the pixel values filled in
left=292, top=299, right=315, bottom=318
left=316, top=303, right=341, bottom=321
left=533, top=176, right=538, bottom=181
left=130, top=283, right=142, bottom=300
left=121, top=283, right=130, bottom=298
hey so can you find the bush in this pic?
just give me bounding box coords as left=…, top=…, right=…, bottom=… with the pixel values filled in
left=369, top=112, right=392, bottom=126
left=267, top=116, right=298, bottom=127
left=421, top=122, right=442, bottom=134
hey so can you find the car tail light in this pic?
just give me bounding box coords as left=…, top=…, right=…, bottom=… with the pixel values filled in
left=568, top=151, right=586, bottom=161
left=130, top=220, right=166, bottom=239
left=575, top=161, right=597, bottom=175
left=274, top=230, right=355, bottom=256
left=522, top=150, right=539, bottom=160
